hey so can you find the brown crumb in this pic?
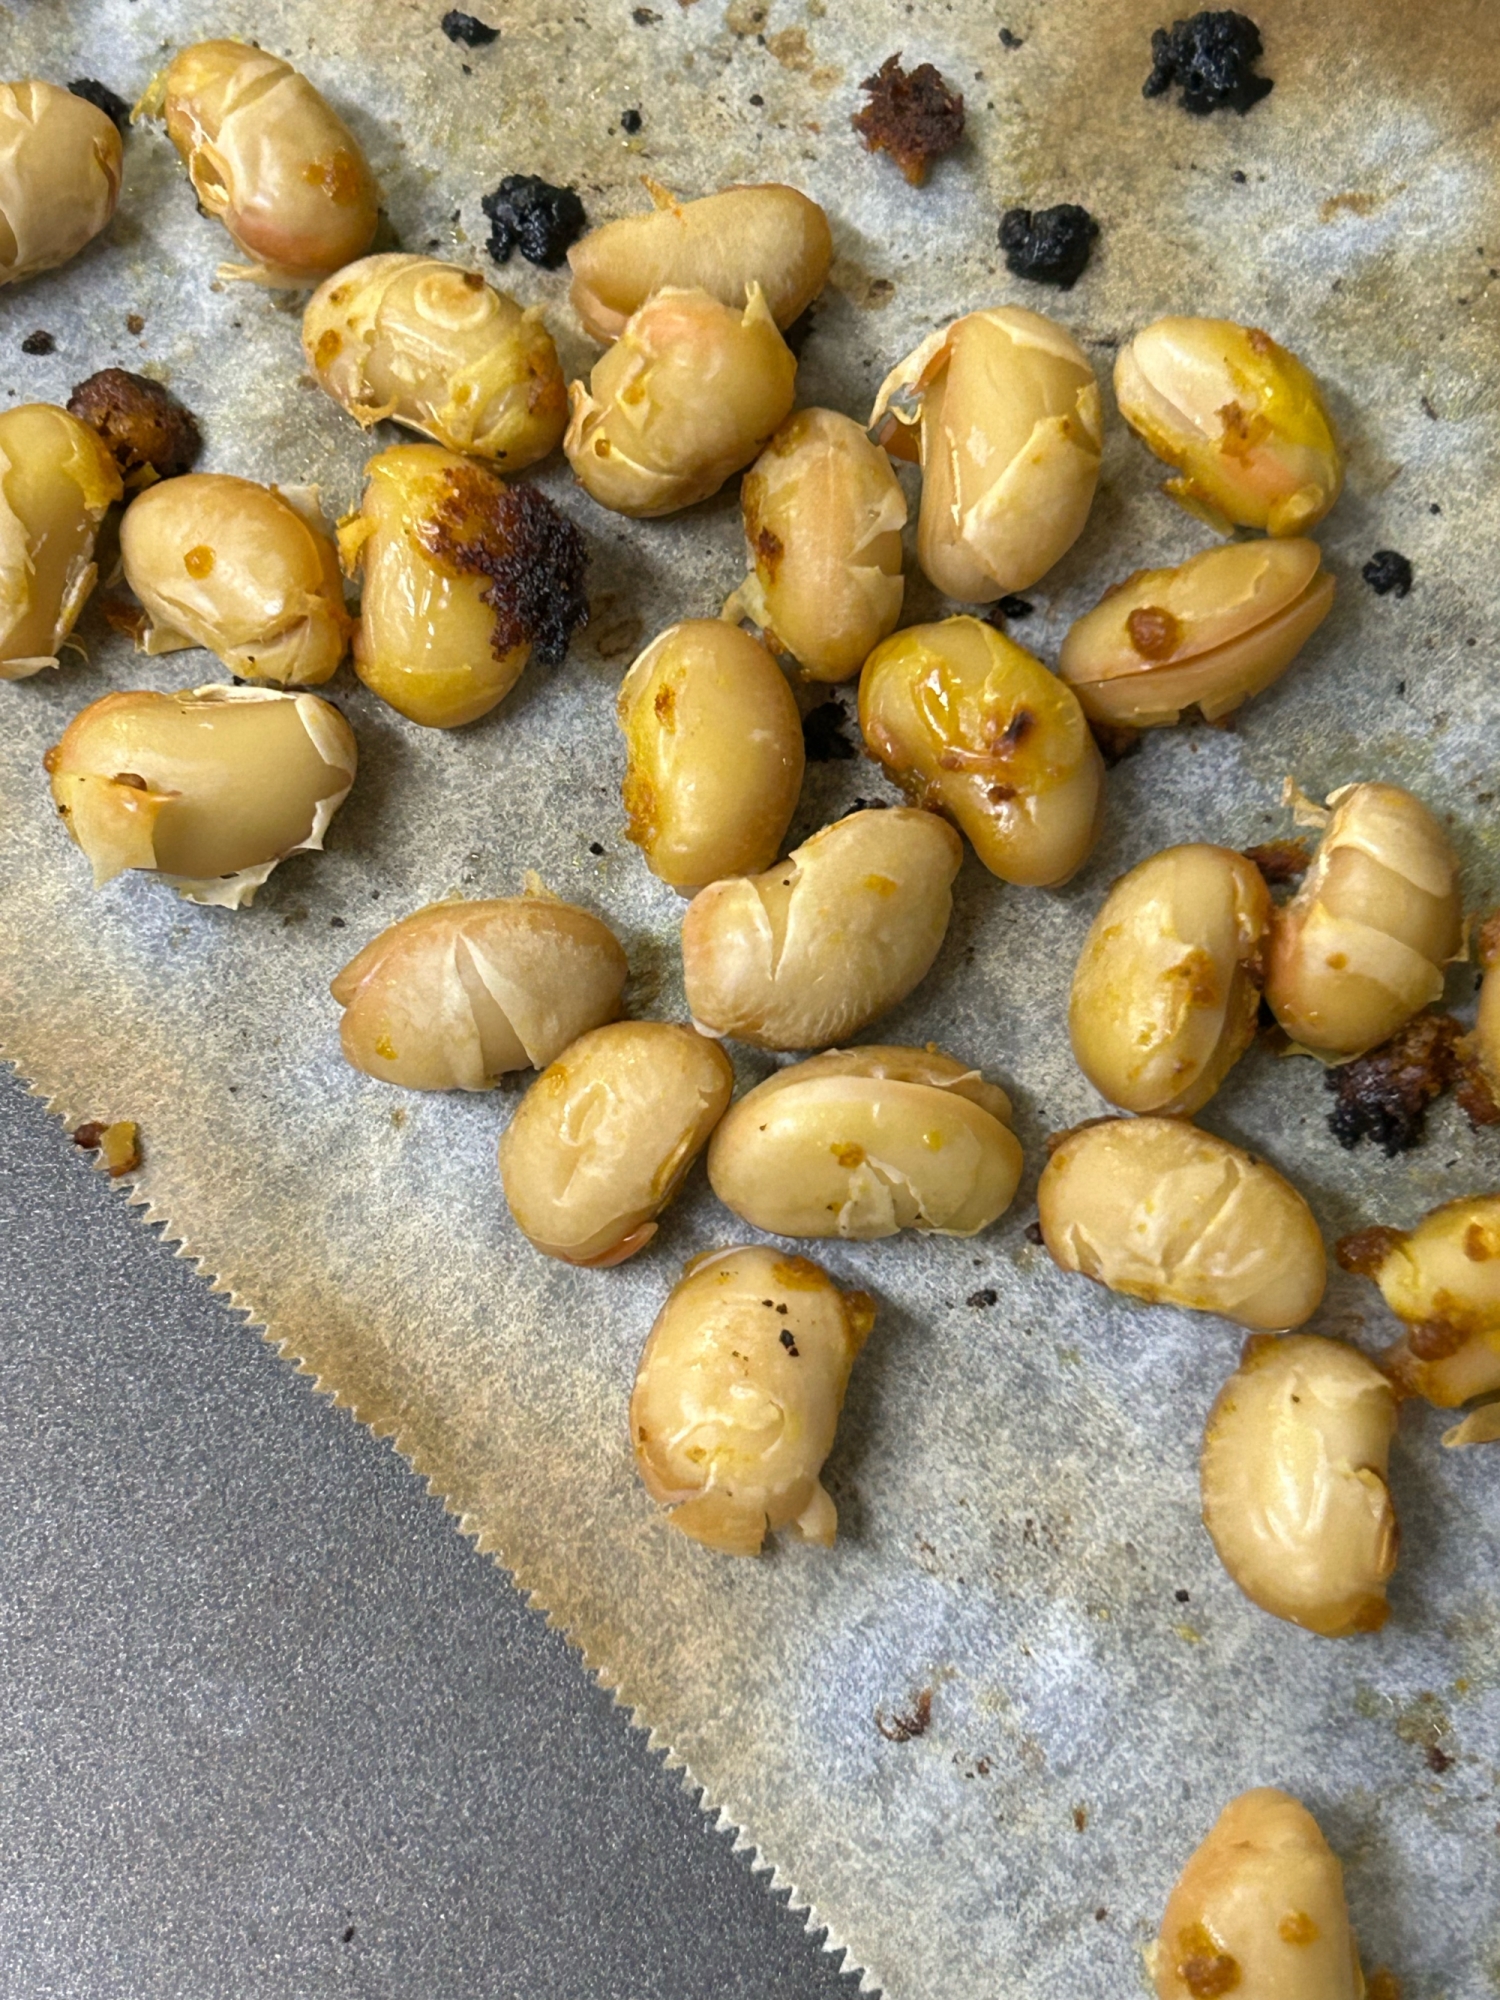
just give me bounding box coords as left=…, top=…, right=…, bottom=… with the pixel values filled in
left=1243, top=838, right=1310, bottom=886
left=1335, top=1224, right=1403, bottom=1279
left=1367, top=1969, right=1403, bottom=2000
left=418, top=467, right=588, bottom=666
left=73, top=1118, right=141, bottom=1177
left=67, top=368, right=201, bottom=483
left=875, top=1687, right=933, bottom=1741
left=1426, top=1742, right=1453, bottom=1773
left=98, top=594, right=149, bottom=643
left=1325, top=1011, right=1462, bottom=1155
left=852, top=54, right=965, bottom=185
left=1455, top=1045, right=1500, bottom=1128
left=1071, top=1803, right=1088, bottom=1832
left=1088, top=718, right=1142, bottom=767
left=125, top=312, right=146, bottom=335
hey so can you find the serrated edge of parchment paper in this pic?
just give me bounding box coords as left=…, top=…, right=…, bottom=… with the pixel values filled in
left=3, top=1057, right=880, bottom=1995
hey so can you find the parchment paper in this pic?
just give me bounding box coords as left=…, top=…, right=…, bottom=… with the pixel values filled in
left=2, top=0, right=1498, bottom=1991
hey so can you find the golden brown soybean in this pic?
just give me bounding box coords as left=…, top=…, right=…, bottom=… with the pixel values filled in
left=630, top=1244, right=874, bottom=1556
left=859, top=615, right=1104, bottom=887
left=1338, top=1194, right=1500, bottom=1408
left=0, top=80, right=122, bottom=287
left=0, top=402, right=123, bottom=677
left=617, top=619, right=804, bottom=892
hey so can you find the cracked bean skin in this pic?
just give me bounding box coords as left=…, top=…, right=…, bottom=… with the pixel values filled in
left=1148, top=1789, right=1365, bottom=2000
left=1038, top=1117, right=1326, bottom=1331
left=1069, top=845, right=1271, bottom=1116
left=1339, top=1194, right=1500, bottom=1408
left=681, top=806, right=962, bottom=1051
left=630, top=1244, right=874, bottom=1557
left=1115, top=317, right=1343, bottom=536
left=0, top=403, right=122, bottom=678
left=498, top=1021, right=733, bottom=1268
left=332, top=896, right=628, bottom=1091
left=1057, top=538, right=1335, bottom=727
left=1202, top=1334, right=1399, bottom=1637
left=708, top=1045, right=1022, bottom=1240
left=564, top=284, right=797, bottom=518
left=46, top=683, right=356, bottom=907
left=859, top=615, right=1103, bottom=887
left=141, top=40, right=379, bottom=287
left=120, top=472, right=350, bottom=687
left=568, top=180, right=833, bottom=343
left=727, top=408, right=906, bottom=683
left=617, top=619, right=804, bottom=892
left=0, top=80, right=122, bottom=288
left=1265, top=781, right=1461, bottom=1060
left=870, top=305, right=1102, bottom=602
left=303, top=254, right=567, bottom=469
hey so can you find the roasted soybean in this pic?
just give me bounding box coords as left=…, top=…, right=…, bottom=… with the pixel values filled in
left=498, top=1021, right=733, bottom=1267
left=47, top=684, right=357, bottom=905
left=332, top=897, right=628, bottom=1090
left=0, top=402, right=122, bottom=678
left=1339, top=1194, right=1500, bottom=1408
left=1038, top=1117, right=1326, bottom=1331
left=120, top=472, right=350, bottom=687
left=859, top=615, right=1103, bottom=887
left=0, top=80, right=122, bottom=287
left=617, top=619, right=804, bottom=892
left=303, top=254, right=567, bottom=469
left=1068, top=844, right=1271, bottom=1115
left=681, top=807, right=962, bottom=1050
left=708, top=1046, right=1023, bottom=1239
left=1202, top=1334, right=1399, bottom=1637
left=630, top=1244, right=874, bottom=1556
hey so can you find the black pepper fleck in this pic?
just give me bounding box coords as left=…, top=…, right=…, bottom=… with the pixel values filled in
left=1023, top=1220, right=1043, bottom=1246
left=749, top=91, right=765, bottom=105
left=1230, top=167, right=1247, bottom=183
left=996, top=594, right=1035, bottom=620
left=998, top=26, right=1024, bottom=48
left=632, top=5, right=661, bottom=20
left=779, top=1328, right=800, bottom=1355
left=998, top=203, right=1098, bottom=289
left=329, top=917, right=347, bottom=929
left=1429, top=502, right=1442, bottom=515
left=481, top=175, right=587, bottom=268
left=67, top=78, right=130, bottom=128
left=802, top=700, right=858, bottom=762
left=1362, top=549, right=1413, bottom=598
left=20, top=330, right=55, bottom=356
left=588, top=841, right=605, bottom=855
left=1142, top=11, right=1273, bottom=116
left=441, top=10, right=500, bottom=46
left=620, top=107, right=644, bottom=134
left=1175, top=1588, right=1191, bottom=1602
left=967, top=1287, right=998, bottom=1308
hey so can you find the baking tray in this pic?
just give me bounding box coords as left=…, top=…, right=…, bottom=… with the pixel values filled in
left=2, top=0, right=1497, bottom=1991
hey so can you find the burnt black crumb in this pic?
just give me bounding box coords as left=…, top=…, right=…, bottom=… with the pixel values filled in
left=1142, top=12, right=1273, bottom=116
left=802, top=700, right=858, bottom=762
left=998, top=26, right=1024, bottom=48
left=1429, top=502, right=1442, bottom=515
left=441, top=10, right=500, bottom=46
left=342, top=1925, right=356, bottom=1943
left=780, top=302, right=817, bottom=358
left=67, top=78, right=130, bottom=128
left=1230, top=167, right=1247, bottom=183
left=588, top=840, right=605, bottom=855
left=1324, top=1011, right=1462, bottom=1156
left=67, top=368, right=202, bottom=481
left=329, top=916, right=347, bottom=929
left=20, top=330, right=55, bottom=356
left=748, top=91, right=765, bottom=105
left=967, top=1287, right=998, bottom=1308
left=997, top=594, right=1034, bottom=620
left=1023, top=1220, right=1044, bottom=1246
left=779, top=1328, right=800, bottom=1355
left=852, top=53, right=965, bottom=186
left=843, top=798, right=889, bottom=814
left=423, top=471, right=589, bottom=667
left=481, top=175, right=587, bottom=269
left=620, top=107, right=644, bottom=134
left=1421, top=395, right=1438, bottom=420
left=1175, top=1588, right=1191, bottom=1603
left=1362, top=549, right=1413, bottom=598
left=998, top=204, right=1099, bottom=289
left=632, top=5, right=661, bottom=20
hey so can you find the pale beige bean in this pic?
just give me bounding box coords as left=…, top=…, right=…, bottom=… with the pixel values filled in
left=498, top=1022, right=733, bottom=1267
left=1057, top=539, right=1335, bottom=727
left=303, top=254, right=567, bottom=469
left=1202, top=1334, right=1398, bottom=1637
left=1467, top=911, right=1500, bottom=1109
left=0, top=81, right=121, bottom=287
left=870, top=305, right=1101, bottom=601
left=1069, top=845, right=1271, bottom=1115
left=1115, top=317, right=1343, bottom=536
left=1265, top=780, right=1461, bottom=1059
left=1038, top=1117, right=1326, bottom=1331
left=1337, top=1194, right=1500, bottom=1409
left=46, top=684, right=356, bottom=906
left=564, top=286, right=796, bottom=518
left=708, top=1045, right=1022, bottom=1239
left=630, top=1244, right=874, bottom=1556
left=120, top=472, right=350, bottom=687
left=1148, top=1790, right=1364, bottom=2000
left=617, top=619, right=804, bottom=892
left=727, top=408, right=905, bottom=682
left=568, top=181, right=832, bottom=342
left=141, top=40, right=379, bottom=286
left=332, top=897, right=628, bottom=1091
left=681, top=807, right=962, bottom=1050
left=0, top=403, right=122, bottom=678
left=340, top=442, right=587, bottom=728
left=859, top=615, right=1103, bottom=887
